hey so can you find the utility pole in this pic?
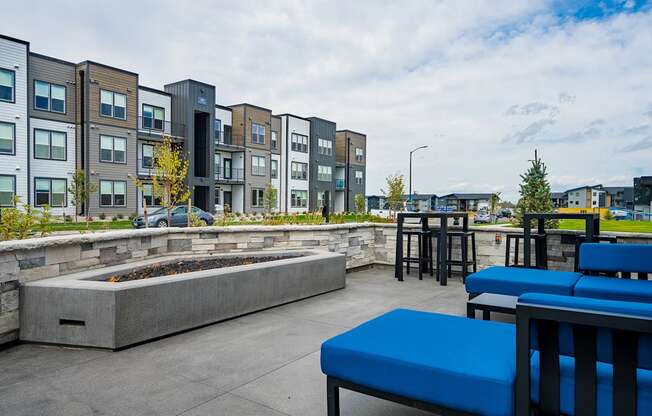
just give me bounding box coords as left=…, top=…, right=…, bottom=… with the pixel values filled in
left=409, top=145, right=428, bottom=211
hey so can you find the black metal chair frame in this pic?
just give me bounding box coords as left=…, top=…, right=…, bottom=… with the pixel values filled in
left=446, top=231, right=477, bottom=282
left=404, top=228, right=434, bottom=280
left=505, top=233, right=547, bottom=269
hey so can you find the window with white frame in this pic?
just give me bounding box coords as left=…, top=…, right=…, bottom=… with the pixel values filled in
left=100, top=89, right=127, bottom=119
left=317, top=165, right=332, bottom=182
left=0, top=69, right=14, bottom=102
left=100, top=180, right=126, bottom=207
left=142, top=183, right=161, bottom=207
left=291, top=134, right=308, bottom=153
left=35, top=178, right=66, bottom=207
left=355, top=147, right=364, bottom=161
left=252, top=123, right=265, bottom=144
left=355, top=170, right=363, bottom=184
left=251, top=188, right=264, bottom=208
left=0, top=175, right=15, bottom=207
left=271, top=131, right=278, bottom=149
left=291, top=190, right=307, bottom=208
left=0, top=122, right=15, bottom=155
left=291, top=162, right=308, bottom=180
left=142, top=143, right=154, bottom=168
left=100, top=136, right=127, bottom=163
left=317, top=191, right=326, bottom=208
left=142, top=104, right=164, bottom=130
left=318, top=138, right=332, bottom=156
left=251, top=155, right=266, bottom=176
left=34, top=80, right=66, bottom=113
left=271, top=160, right=278, bottom=179
left=34, top=129, right=66, bottom=160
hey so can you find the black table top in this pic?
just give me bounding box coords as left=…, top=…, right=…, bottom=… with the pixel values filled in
left=467, top=293, right=518, bottom=309
left=397, top=212, right=468, bottom=219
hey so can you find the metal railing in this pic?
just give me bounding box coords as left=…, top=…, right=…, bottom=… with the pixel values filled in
left=215, top=131, right=245, bottom=148
left=215, top=166, right=244, bottom=181
left=138, top=116, right=186, bottom=139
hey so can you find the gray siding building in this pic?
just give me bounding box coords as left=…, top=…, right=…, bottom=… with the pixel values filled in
left=308, top=117, right=336, bottom=211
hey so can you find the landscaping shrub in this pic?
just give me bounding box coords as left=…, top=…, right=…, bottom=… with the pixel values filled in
left=98, top=212, right=106, bottom=220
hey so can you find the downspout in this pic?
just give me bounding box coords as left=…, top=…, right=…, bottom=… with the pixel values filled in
left=345, top=136, right=350, bottom=211
left=78, top=69, right=86, bottom=216
left=284, top=117, right=289, bottom=214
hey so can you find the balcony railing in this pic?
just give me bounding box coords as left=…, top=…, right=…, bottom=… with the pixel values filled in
left=138, top=116, right=186, bottom=139
left=335, top=179, right=346, bottom=190
left=215, top=167, right=244, bottom=182
left=215, top=131, right=245, bottom=148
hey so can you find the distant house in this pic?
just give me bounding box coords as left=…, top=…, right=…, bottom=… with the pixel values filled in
left=437, top=193, right=493, bottom=211
left=551, top=192, right=568, bottom=208
left=603, top=186, right=634, bottom=209
left=406, top=194, right=437, bottom=212
left=566, top=185, right=606, bottom=208
left=366, top=195, right=387, bottom=210
left=634, top=177, right=652, bottom=215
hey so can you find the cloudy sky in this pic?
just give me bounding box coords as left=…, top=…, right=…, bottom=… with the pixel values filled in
left=5, top=0, right=652, bottom=201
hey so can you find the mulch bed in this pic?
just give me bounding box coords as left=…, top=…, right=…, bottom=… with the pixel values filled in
left=105, top=255, right=299, bottom=282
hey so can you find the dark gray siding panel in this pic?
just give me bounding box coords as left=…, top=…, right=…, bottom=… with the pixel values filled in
left=308, top=118, right=336, bottom=211
left=28, top=54, right=76, bottom=124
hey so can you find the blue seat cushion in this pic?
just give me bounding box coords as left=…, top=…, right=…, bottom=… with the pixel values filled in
left=579, top=243, right=652, bottom=273
left=574, top=276, right=652, bottom=303
left=531, top=352, right=652, bottom=416
left=465, top=266, right=582, bottom=296
left=321, top=309, right=516, bottom=416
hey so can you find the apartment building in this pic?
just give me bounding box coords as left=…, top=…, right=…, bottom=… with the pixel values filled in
left=566, top=185, right=606, bottom=208
left=335, top=130, right=366, bottom=212
left=0, top=32, right=369, bottom=217
left=308, top=117, right=336, bottom=211
left=278, top=114, right=311, bottom=213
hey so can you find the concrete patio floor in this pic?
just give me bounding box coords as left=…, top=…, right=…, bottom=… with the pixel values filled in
left=0, top=266, right=513, bottom=416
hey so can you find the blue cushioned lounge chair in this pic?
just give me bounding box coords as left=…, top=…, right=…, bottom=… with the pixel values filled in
left=321, top=294, right=652, bottom=416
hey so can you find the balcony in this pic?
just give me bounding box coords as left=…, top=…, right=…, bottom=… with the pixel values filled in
left=138, top=116, right=186, bottom=140
left=215, top=166, right=244, bottom=182
left=215, top=131, right=245, bottom=150
left=335, top=178, right=346, bottom=190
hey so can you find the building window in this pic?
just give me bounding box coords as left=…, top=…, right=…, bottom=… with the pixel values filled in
left=0, top=69, right=15, bottom=102
left=291, top=190, right=307, bottom=208
left=355, top=147, right=364, bottom=161
left=214, top=190, right=221, bottom=205
left=317, top=165, right=332, bottom=182
left=100, top=89, right=127, bottom=120
left=100, top=180, right=126, bottom=207
left=291, top=162, right=308, bottom=180
left=271, top=160, right=278, bottom=179
left=142, top=104, right=164, bottom=130
left=34, top=80, right=66, bottom=113
left=0, top=122, right=15, bottom=155
left=251, top=188, right=264, bottom=208
left=100, top=135, right=127, bottom=164
left=251, top=155, right=266, bottom=176
left=271, top=131, right=278, bottom=149
left=0, top=175, right=15, bottom=206
left=355, top=170, right=363, bottom=185
left=317, top=191, right=326, bottom=207
left=252, top=123, right=265, bottom=144
left=318, top=138, right=333, bottom=156
left=34, top=178, right=67, bottom=207
left=142, top=143, right=154, bottom=168
left=142, top=183, right=161, bottom=207
left=291, top=133, right=308, bottom=153
left=34, top=129, right=66, bottom=160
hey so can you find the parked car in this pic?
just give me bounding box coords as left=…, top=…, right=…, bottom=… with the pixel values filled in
left=474, top=211, right=492, bottom=224
left=497, top=208, right=513, bottom=218
left=132, top=206, right=214, bottom=228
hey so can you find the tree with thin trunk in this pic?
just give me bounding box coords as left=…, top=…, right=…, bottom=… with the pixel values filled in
left=68, top=169, right=97, bottom=223
left=490, top=192, right=501, bottom=223
left=382, top=173, right=405, bottom=219
left=263, top=183, right=277, bottom=214
left=130, top=136, right=190, bottom=227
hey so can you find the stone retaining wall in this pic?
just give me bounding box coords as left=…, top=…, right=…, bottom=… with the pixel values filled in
left=1, top=223, right=651, bottom=346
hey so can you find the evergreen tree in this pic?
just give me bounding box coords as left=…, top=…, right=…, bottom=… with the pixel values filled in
left=514, top=150, right=558, bottom=229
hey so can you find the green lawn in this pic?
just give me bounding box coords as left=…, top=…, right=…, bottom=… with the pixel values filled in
left=36, top=220, right=133, bottom=232
left=559, top=219, right=652, bottom=233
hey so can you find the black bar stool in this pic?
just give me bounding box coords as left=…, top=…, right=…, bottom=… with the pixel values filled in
left=446, top=230, right=477, bottom=282
left=403, top=224, right=434, bottom=280
left=505, top=233, right=547, bottom=268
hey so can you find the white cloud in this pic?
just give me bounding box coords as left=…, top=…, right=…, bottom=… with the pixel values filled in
left=3, top=1, right=651, bottom=202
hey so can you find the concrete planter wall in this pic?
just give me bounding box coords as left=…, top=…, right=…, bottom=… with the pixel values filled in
left=1, top=223, right=652, bottom=346
left=20, top=250, right=345, bottom=349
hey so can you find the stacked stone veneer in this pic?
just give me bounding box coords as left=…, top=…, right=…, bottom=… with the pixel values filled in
left=1, top=223, right=651, bottom=346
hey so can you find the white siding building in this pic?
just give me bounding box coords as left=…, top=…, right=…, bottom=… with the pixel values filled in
left=278, top=114, right=310, bottom=213
left=0, top=35, right=28, bottom=209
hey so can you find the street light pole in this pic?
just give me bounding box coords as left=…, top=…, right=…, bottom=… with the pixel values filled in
left=409, top=145, right=428, bottom=211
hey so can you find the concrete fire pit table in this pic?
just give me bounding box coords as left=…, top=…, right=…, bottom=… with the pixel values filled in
left=20, top=250, right=346, bottom=349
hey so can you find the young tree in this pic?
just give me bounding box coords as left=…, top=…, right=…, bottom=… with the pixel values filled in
left=263, top=183, right=277, bottom=214
left=131, top=136, right=190, bottom=227
left=489, top=192, right=501, bottom=223
left=382, top=173, right=405, bottom=219
left=68, top=169, right=98, bottom=223
left=514, top=150, right=557, bottom=229
left=354, top=193, right=365, bottom=213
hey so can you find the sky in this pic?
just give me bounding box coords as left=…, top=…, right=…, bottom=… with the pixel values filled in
left=4, top=0, right=652, bottom=202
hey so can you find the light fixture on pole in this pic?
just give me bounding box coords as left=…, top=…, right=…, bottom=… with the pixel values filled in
left=409, top=145, right=428, bottom=211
